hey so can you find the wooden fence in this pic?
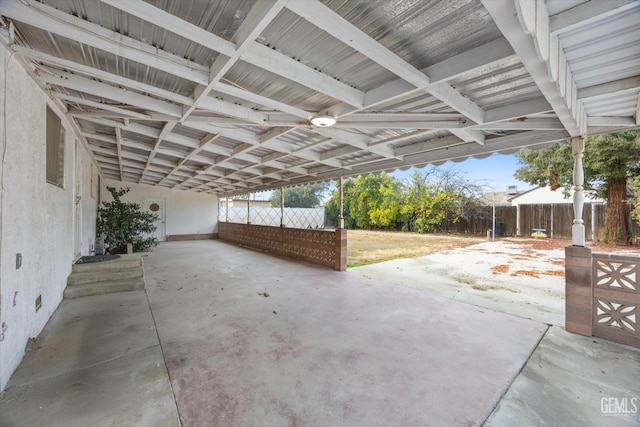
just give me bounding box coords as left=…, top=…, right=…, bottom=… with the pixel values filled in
left=437, top=203, right=640, bottom=242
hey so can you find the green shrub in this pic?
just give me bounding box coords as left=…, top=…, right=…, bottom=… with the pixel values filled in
left=97, top=187, right=158, bottom=253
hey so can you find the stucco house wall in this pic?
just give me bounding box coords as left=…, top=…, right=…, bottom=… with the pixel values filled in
left=510, top=186, right=604, bottom=207
left=0, top=44, right=98, bottom=390
left=100, top=179, right=219, bottom=241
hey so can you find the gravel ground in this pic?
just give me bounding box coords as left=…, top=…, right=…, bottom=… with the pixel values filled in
left=350, top=238, right=640, bottom=326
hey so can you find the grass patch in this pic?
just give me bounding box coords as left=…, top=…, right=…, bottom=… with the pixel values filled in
left=347, top=230, right=484, bottom=267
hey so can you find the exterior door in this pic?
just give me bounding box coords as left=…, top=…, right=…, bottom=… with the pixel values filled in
left=73, top=140, right=82, bottom=260
left=144, top=198, right=166, bottom=242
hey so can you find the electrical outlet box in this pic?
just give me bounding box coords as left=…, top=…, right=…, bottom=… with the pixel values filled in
left=16, top=253, right=22, bottom=269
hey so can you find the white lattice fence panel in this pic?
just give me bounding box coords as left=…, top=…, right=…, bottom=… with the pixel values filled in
left=221, top=207, right=325, bottom=229
left=283, top=208, right=325, bottom=229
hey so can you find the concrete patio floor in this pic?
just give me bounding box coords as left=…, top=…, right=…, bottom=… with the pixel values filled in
left=1, top=240, right=639, bottom=426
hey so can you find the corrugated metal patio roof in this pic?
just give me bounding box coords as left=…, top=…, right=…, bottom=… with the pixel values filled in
left=1, top=0, right=638, bottom=195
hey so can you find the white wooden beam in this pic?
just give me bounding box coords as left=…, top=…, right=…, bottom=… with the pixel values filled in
left=314, top=127, right=398, bottom=160
left=184, top=0, right=287, bottom=119
left=138, top=121, right=177, bottom=183
left=577, top=76, right=640, bottom=100
left=53, top=93, right=152, bottom=120
left=329, top=38, right=516, bottom=118
left=2, top=0, right=209, bottom=84
left=286, top=1, right=430, bottom=88
left=241, top=43, right=365, bottom=107
left=393, top=136, right=463, bottom=156
left=482, top=0, right=585, bottom=137
left=115, top=128, right=124, bottom=181
left=18, top=47, right=269, bottom=124
left=102, top=0, right=363, bottom=111
left=332, top=121, right=463, bottom=130
left=99, top=0, right=236, bottom=57
left=449, top=129, right=485, bottom=145
left=587, top=116, right=637, bottom=127
left=215, top=82, right=310, bottom=119
left=38, top=70, right=183, bottom=117
left=549, top=0, right=637, bottom=35
left=482, top=96, right=552, bottom=124
left=424, top=38, right=516, bottom=84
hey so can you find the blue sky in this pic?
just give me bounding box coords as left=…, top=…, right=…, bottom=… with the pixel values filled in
left=250, top=152, right=534, bottom=200
left=391, top=152, right=534, bottom=194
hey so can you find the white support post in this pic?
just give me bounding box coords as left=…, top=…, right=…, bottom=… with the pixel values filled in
left=492, top=203, right=496, bottom=241
left=591, top=202, right=596, bottom=242
left=225, top=196, right=229, bottom=222
left=571, top=137, right=585, bottom=246
left=551, top=204, right=554, bottom=239
left=338, top=176, right=345, bottom=229
left=247, top=194, right=251, bottom=225
left=280, top=186, right=285, bottom=227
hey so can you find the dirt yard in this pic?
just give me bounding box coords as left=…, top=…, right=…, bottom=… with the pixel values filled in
left=348, top=230, right=640, bottom=266
left=349, top=231, right=640, bottom=326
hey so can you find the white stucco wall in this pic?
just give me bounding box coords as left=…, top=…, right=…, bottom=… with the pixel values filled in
left=510, top=186, right=604, bottom=207
left=101, top=179, right=219, bottom=239
left=0, top=44, right=97, bottom=391
left=77, top=148, right=98, bottom=256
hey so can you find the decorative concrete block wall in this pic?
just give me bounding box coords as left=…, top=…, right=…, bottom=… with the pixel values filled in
left=219, top=222, right=347, bottom=271
left=566, top=246, right=640, bottom=348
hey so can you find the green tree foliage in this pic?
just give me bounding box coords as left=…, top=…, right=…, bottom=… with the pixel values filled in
left=516, top=130, right=640, bottom=245
left=325, top=179, right=356, bottom=229
left=270, top=182, right=328, bottom=208
left=97, top=187, right=159, bottom=253
left=403, top=168, right=483, bottom=233
left=324, top=168, right=483, bottom=232
left=349, top=174, right=397, bottom=228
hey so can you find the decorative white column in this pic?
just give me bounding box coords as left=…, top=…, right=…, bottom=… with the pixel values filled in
left=247, top=194, right=251, bottom=225
left=571, top=137, right=585, bottom=246
left=338, top=176, right=344, bottom=229
left=225, top=196, right=228, bottom=222
left=280, top=186, right=285, bottom=227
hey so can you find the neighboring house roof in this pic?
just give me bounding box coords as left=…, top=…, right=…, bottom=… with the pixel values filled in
left=2, top=1, right=639, bottom=196
left=480, top=191, right=514, bottom=206
left=509, top=186, right=605, bottom=207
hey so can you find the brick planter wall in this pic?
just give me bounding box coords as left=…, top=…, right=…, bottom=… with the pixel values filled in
left=219, top=222, right=347, bottom=271
left=565, top=246, right=593, bottom=336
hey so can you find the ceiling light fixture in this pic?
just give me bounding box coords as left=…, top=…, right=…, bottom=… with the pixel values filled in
left=310, top=115, right=336, bottom=127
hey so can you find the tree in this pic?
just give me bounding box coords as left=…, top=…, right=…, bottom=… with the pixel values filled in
left=270, top=182, right=328, bottom=208
left=97, top=187, right=159, bottom=253
left=325, top=179, right=356, bottom=228
left=403, top=167, right=483, bottom=233
left=324, top=174, right=401, bottom=229
left=349, top=173, right=396, bottom=229
left=516, top=130, right=640, bottom=245
left=324, top=168, right=484, bottom=232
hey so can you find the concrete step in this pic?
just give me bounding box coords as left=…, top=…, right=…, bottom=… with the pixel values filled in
left=72, top=255, right=142, bottom=274
left=63, top=277, right=146, bottom=299
left=67, top=268, right=143, bottom=286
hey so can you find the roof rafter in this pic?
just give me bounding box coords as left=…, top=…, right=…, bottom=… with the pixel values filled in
left=482, top=0, right=586, bottom=137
